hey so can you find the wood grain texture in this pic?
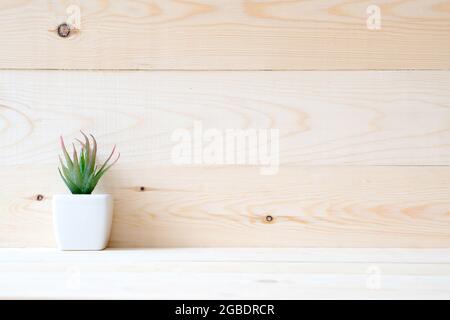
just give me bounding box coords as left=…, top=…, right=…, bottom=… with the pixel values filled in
left=1, top=165, right=450, bottom=247
left=1, top=70, right=450, bottom=247
left=0, top=0, right=449, bottom=70
left=1, top=249, right=450, bottom=299
left=1, top=70, right=450, bottom=166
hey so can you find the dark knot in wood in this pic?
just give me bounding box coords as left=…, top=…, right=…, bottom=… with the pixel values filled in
left=57, top=23, right=71, bottom=38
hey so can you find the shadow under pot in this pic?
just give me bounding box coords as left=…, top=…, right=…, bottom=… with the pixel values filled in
left=53, top=194, right=113, bottom=251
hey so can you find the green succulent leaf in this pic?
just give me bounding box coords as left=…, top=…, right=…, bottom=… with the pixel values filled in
left=58, top=132, right=119, bottom=194
left=60, top=136, right=73, bottom=169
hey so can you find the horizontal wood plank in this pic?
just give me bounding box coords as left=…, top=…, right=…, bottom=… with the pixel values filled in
left=1, top=166, right=450, bottom=247
left=3, top=248, right=450, bottom=263
left=1, top=70, right=450, bottom=166
left=1, top=249, right=450, bottom=299
left=2, top=70, right=450, bottom=247
left=0, top=0, right=449, bottom=70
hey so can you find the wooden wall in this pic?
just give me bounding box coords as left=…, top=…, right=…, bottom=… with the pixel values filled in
left=1, top=0, right=450, bottom=70
left=0, top=0, right=449, bottom=247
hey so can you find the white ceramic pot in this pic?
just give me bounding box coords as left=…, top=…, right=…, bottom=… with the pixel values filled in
left=53, top=194, right=113, bottom=251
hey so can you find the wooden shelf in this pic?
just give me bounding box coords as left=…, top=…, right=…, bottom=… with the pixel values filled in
left=1, top=248, right=449, bottom=299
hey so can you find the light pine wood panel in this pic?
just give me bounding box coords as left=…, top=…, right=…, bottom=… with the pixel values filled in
left=1, top=166, right=450, bottom=247
left=1, top=71, right=450, bottom=166
left=4, top=248, right=450, bottom=263
left=1, top=249, right=450, bottom=299
left=2, top=70, right=450, bottom=247
left=0, top=0, right=449, bottom=70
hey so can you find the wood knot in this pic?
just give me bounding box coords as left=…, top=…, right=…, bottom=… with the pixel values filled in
left=36, top=194, right=44, bottom=201
left=265, top=215, right=274, bottom=223
left=139, top=186, right=146, bottom=192
left=57, top=23, right=71, bottom=38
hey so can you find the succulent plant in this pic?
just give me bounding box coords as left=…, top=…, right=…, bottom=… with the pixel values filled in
left=58, top=132, right=120, bottom=194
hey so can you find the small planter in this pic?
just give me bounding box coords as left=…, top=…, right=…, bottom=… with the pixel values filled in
left=55, top=132, right=119, bottom=251
left=53, top=194, right=113, bottom=251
